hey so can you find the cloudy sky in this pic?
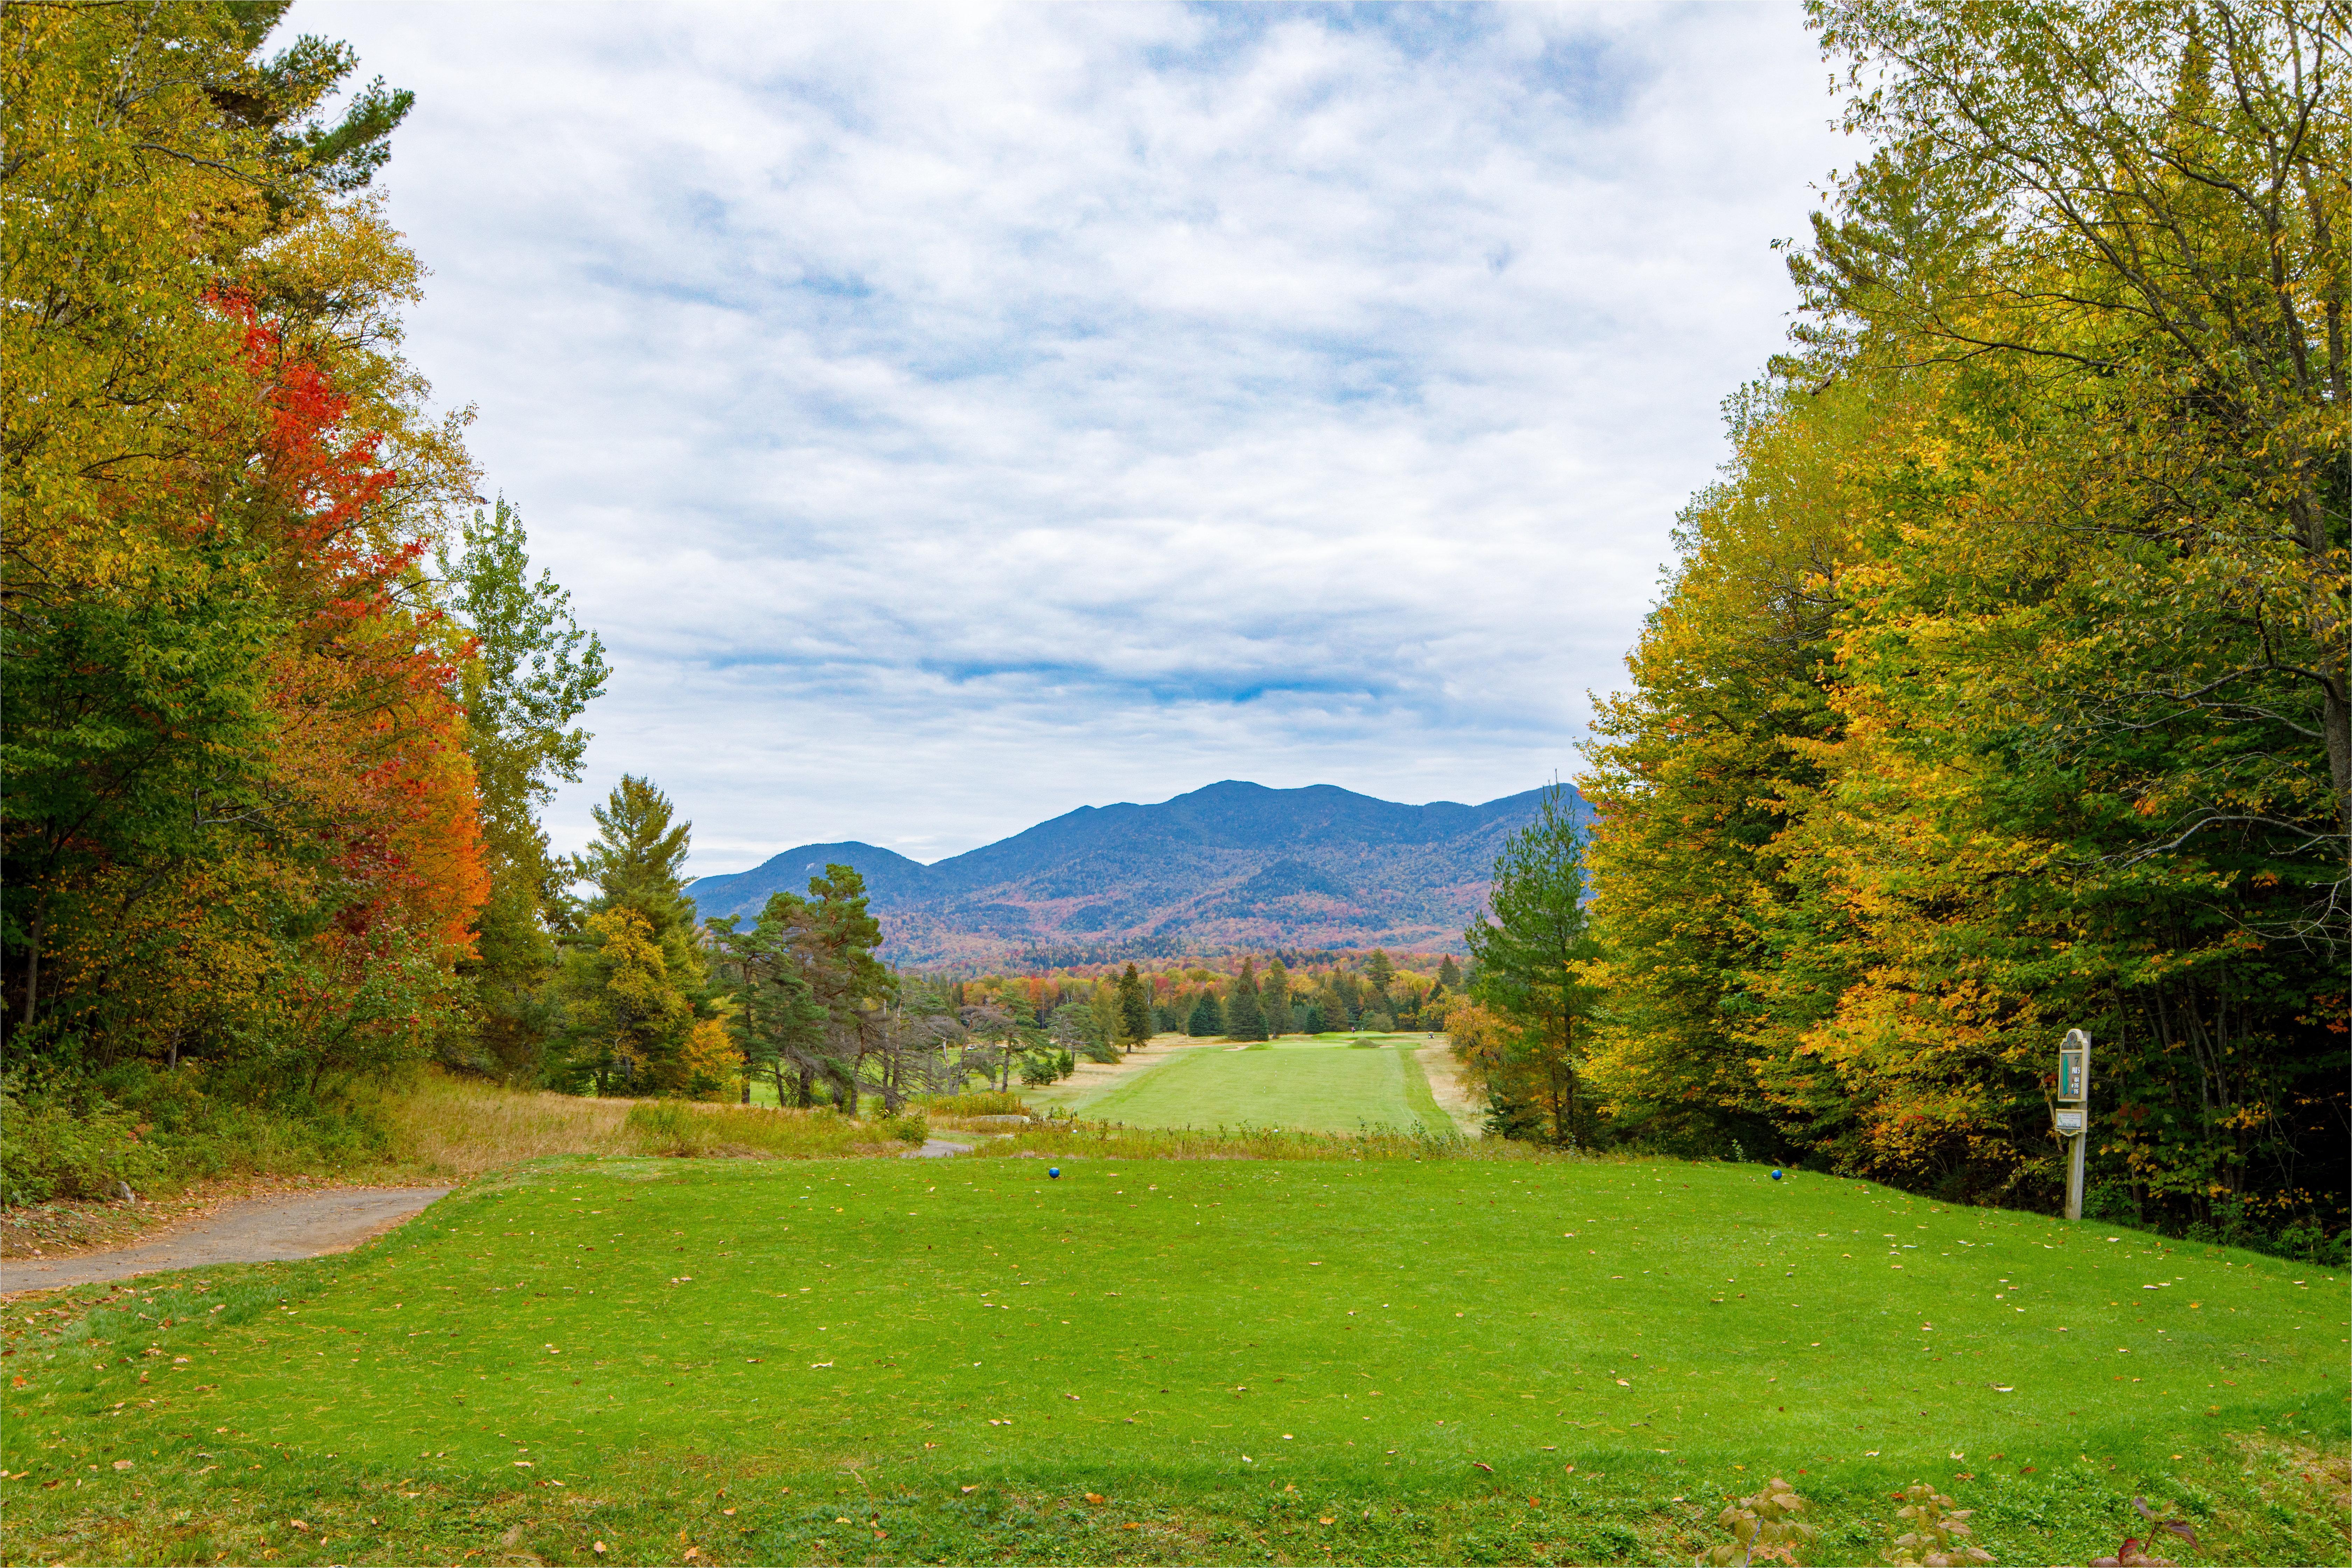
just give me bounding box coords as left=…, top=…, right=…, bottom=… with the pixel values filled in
left=290, top=1, right=1844, bottom=875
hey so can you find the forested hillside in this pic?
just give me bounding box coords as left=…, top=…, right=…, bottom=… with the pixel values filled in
left=686, top=781, right=1569, bottom=965
left=1572, top=0, right=2346, bottom=1250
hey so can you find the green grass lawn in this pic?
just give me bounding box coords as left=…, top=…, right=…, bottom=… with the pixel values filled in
left=1032, top=1033, right=1452, bottom=1135
left=6, top=1153, right=2345, bottom=1565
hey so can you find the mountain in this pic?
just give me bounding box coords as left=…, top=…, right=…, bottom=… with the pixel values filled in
left=685, top=780, right=1581, bottom=970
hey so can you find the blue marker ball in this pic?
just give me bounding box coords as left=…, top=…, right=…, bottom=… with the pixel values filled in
left=1048, top=1167, right=1061, bottom=1180
left=1770, top=1169, right=1784, bottom=1181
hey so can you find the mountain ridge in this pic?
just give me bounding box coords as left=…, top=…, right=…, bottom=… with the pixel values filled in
left=684, top=779, right=1580, bottom=969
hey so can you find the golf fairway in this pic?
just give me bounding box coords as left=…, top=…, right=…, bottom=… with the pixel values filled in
left=5, top=1154, right=2343, bottom=1564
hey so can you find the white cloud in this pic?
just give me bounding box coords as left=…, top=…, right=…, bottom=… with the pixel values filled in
left=289, top=0, right=1843, bottom=870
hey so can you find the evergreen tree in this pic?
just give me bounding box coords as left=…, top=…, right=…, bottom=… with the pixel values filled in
left=1186, top=990, right=1225, bottom=1037
left=769, top=865, right=897, bottom=1113
left=556, top=776, right=707, bottom=1093
left=1261, top=959, right=1296, bottom=1036
left=1087, top=979, right=1127, bottom=1054
left=1299, top=1001, right=1326, bottom=1034
left=576, top=775, right=698, bottom=951
left=1438, top=954, right=1462, bottom=988
left=1224, top=959, right=1267, bottom=1041
left=1116, top=963, right=1152, bottom=1051
left=1330, top=971, right=1362, bottom=1030
left=1364, top=949, right=1396, bottom=993
left=1463, top=783, right=1596, bottom=1145
left=708, top=902, right=828, bottom=1107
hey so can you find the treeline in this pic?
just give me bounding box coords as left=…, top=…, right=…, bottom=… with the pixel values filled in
left=1444, top=0, right=2345, bottom=1259
left=932, top=951, right=1460, bottom=1044
left=1, top=5, right=617, bottom=1197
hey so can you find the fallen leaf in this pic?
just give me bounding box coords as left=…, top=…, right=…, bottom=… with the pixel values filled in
left=1084, top=1493, right=1105, bottom=1505
left=112, top=1461, right=134, bottom=1472
left=1472, top=1461, right=1494, bottom=1473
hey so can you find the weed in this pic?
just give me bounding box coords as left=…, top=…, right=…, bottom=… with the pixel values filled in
left=1886, top=1481, right=1991, bottom=1566
left=1701, top=1476, right=1815, bottom=1566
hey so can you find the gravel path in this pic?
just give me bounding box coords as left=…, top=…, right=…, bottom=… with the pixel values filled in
left=0, top=1187, right=452, bottom=1294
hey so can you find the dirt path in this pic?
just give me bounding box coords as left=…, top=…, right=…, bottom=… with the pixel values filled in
left=0, top=1187, right=452, bottom=1295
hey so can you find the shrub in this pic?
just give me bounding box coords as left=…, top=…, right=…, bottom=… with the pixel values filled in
left=0, top=1081, right=166, bottom=1204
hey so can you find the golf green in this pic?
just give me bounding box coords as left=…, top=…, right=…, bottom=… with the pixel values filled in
left=1047, top=1034, right=1452, bottom=1134
left=6, top=1154, right=2343, bottom=1565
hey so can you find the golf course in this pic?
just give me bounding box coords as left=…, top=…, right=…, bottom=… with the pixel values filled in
left=6, top=1141, right=2344, bottom=1565
left=1024, top=1033, right=1461, bottom=1136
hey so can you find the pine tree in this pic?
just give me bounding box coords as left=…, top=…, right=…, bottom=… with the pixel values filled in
left=1261, top=959, right=1296, bottom=1036
left=1463, top=783, right=1596, bottom=1145
left=1438, top=954, right=1462, bottom=988
left=557, top=776, right=708, bottom=1093
left=1224, top=959, right=1267, bottom=1041
left=1116, top=963, right=1152, bottom=1051
left=1186, top=990, right=1225, bottom=1036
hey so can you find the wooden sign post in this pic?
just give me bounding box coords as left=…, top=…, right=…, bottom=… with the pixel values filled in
left=2054, top=1028, right=2091, bottom=1222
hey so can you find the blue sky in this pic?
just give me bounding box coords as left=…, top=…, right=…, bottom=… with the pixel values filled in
left=291, top=1, right=1843, bottom=873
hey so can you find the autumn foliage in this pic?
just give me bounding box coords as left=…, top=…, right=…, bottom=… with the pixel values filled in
left=4, top=6, right=487, bottom=1099
left=1578, top=0, right=2346, bottom=1253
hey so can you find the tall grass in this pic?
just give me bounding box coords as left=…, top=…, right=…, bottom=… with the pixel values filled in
left=375, top=1075, right=635, bottom=1172
left=909, top=1089, right=1030, bottom=1118
left=620, top=1101, right=876, bottom=1159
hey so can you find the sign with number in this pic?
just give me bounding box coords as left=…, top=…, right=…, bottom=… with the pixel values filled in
left=2056, top=1028, right=2090, bottom=1104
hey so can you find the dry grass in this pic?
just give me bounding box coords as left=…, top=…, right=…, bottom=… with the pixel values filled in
left=373, top=1073, right=916, bottom=1174
left=375, top=1074, right=638, bottom=1174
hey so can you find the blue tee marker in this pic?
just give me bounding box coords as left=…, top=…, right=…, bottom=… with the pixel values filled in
left=1048, top=1167, right=1061, bottom=1179
left=1770, top=1169, right=1784, bottom=1181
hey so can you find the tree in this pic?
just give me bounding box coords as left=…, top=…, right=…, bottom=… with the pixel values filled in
left=1224, top=960, right=1268, bottom=1042
left=1261, top=960, right=1296, bottom=1036
left=708, top=902, right=829, bottom=1106
left=557, top=777, right=710, bottom=1095
left=565, top=909, right=693, bottom=1094
left=1364, top=950, right=1395, bottom=995
left=1463, top=784, right=1596, bottom=1146
left=1087, top=980, right=1128, bottom=1055
left=1, top=1, right=484, bottom=1093
left=1438, top=955, right=1462, bottom=988
left=765, top=866, right=897, bottom=1113
left=1577, top=0, right=2347, bottom=1238
left=576, top=776, right=698, bottom=950
left=1116, top=964, right=1153, bottom=1051
left=1186, top=990, right=1226, bottom=1037
left=440, top=496, right=608, bottom=1082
